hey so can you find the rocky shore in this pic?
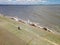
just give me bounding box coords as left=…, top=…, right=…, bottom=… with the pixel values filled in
left=0, top=14, right=58, bottom=34
left=9, top=16, right=54, bottom=33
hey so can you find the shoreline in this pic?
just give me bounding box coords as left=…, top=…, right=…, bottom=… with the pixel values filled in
left=0, top=14, right=60, bottom=35
left=6, top=16, right=55, bottom=33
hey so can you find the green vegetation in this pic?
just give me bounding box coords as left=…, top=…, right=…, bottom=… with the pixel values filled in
left=0, top=15, right=60, bottom=45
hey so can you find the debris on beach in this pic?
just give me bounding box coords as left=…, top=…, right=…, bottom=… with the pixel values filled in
left=42, top=27, right=47, bottom=31
left=10, top=16, right=53, bottom=33
left=18, top=20, right=25, bottom=23
left=10, top=17, right=19, bottom=21
left=29, top=23, right=37, bottom=27
left=42, top=27, right=54, bottom=32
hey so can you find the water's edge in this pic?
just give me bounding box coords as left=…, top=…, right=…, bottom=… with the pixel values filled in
left=0, top=5, right=60, bottom=33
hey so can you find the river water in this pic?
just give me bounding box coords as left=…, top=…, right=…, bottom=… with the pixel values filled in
left=0, top=5, right=60, bottom=33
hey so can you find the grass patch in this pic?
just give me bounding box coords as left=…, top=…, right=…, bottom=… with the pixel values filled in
left=0, top=15, right=60, bottom=45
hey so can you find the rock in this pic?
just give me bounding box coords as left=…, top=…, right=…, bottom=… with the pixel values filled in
left=18, top=26, right=21, bottom=30
left=43, top=27, right=47, bottom=31
left=18, top=20, right=25, bottom=23
left=30, top=23, right=37, bottom=27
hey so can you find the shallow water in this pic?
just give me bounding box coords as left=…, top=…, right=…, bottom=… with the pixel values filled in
left=0, top=5, right=60, bottom=32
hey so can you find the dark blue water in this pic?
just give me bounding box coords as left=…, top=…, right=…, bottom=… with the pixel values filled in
left=0, top=5, right=60, bottom=32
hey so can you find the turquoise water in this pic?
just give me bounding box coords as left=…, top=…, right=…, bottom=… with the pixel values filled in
left=0, top=5, right=60, bottom=32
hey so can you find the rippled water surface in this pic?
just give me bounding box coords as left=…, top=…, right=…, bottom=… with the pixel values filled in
left=0, top=5, right=60, bottom=32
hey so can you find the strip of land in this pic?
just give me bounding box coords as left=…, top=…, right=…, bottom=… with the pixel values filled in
left=0, top=15, right=60, bottom=45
